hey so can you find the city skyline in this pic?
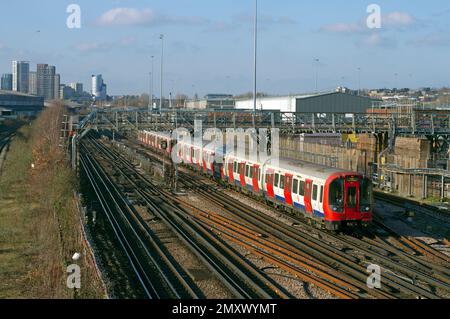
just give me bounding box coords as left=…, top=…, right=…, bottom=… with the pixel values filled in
left=1, top=1, right=450, bottom=96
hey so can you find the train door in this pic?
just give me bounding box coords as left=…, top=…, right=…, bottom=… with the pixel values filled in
left=202, top=152, right=207, bottom=172
left=273, top=171, right=285, bottom=202
left=304, top=179, right=313, bottom=214
left=265, top=169, right=275, bottom=198
left=292, top=177, right=300, bottom=207
left=311, top=183, right=320, bottom=216
left=252, top=165, right=260, bottom=193
left=228, top=159, right=234, bottom=183
left=239, top=162, right=246, bottom=186
left=284, top=174, right=293, bottom=206
left=345, top=178, right=359, bottom=219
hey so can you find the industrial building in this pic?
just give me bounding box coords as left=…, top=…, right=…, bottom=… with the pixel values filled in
left=0, top=90, right=44, bottom=117
left=185, top=94, right=235, bottom=110
left=236, top=91, right=377, bottom=113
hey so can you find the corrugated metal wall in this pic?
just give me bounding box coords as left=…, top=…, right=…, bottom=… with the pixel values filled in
left=296, top=92, right=374, bottom=113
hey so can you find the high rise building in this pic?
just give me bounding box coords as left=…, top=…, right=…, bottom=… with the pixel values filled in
left=1, top=74, right=13, bottom=91
left=12, top=61, right=30, bottom=93
left=37, top=64, right=56, bottom=100
left=91, top=75, right=107, bottom=101
left=29, top=71, right=37, bottom=95
left=54, top=74, right=60, bottom=100
left=69, top=82, right=83, bottom=95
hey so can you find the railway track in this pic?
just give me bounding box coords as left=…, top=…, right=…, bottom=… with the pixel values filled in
left=80, top=145, right=202, bottom=299
left=116, top=136, right=450, bottom=299
left=82, top=135, right=288, bottom=299
left=0, top=130, right=16, bottom=171
left=375, top=191, right=450, bottom=224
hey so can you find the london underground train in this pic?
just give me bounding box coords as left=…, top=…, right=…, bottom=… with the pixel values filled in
left=138, top=130, right=373, bottom=230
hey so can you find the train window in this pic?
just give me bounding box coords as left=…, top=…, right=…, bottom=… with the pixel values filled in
left=258, top=168, right=261, bottom=182
left=299, top=181, right=305, bottom=196
left=347, top=187, right=357, bottom=209
left=293, top=179, right=299, bottom=195
left=329, top=177, right=344, bottom=211
left=279, top=175, right=285, bottom=189
left=312, top=185, right=318, bottom=201
left=274, top=173, right=279, bottom=187
left=233, top=161, right=238, bottom=173
left=245, top=165, right=249, bottom=177
left=320, top=186, right=324, bottom=203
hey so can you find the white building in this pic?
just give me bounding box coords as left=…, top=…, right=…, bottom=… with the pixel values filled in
left=235, top=95, right=307, bottom=113
left=92, top=75, right=107, bottom=101
left=12, top=61, right=30, bottom=93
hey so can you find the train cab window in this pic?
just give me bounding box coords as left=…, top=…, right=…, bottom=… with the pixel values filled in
left=347, top=187, right=357, bottom=209
left=299, top=181, right=305, bottom=196
left=329, top=177, right=344, bottom=211
left=293, top=179, right=299, bottom=195
left=274, top=174, right=280, bottom=188
left=312, top=185, right=318, bottom=201
left=320, top=186, right=324, bottom=203
left=279, top=175, right=285, bottom=189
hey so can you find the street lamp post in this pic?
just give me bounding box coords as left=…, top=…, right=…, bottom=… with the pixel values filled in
left=148, top=72, right=152, bottom=113
left=160, top=34, right=164, bottom=112
left=150, top=55, right=154, bottom=111
left=314, top=58, right=320, bottom=92
left=253, top=0, right=258, bottom=119
left=357, top=67, right=361, bottom=96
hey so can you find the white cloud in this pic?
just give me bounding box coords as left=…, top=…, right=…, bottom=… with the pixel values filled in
left=320, top=22, right=363, bottom=33
left=320, top=11, right=416, bottom=34
left=97, top=8, right=155, bottom=26
left=96, top=7, right=208, bottom=27
left=75, top=37, right=137, bottom=53
left=358, top=33, right=397, bottom=48
left=384, top=12, right=415, bottom=27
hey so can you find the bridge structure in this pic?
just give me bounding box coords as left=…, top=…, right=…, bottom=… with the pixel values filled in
left=77, top=108, right=450, bottom=135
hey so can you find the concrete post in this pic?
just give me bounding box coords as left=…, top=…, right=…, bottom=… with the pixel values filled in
left=408, top=174, right=413, bottom=197
left=422, top=174, right=427, bottom=199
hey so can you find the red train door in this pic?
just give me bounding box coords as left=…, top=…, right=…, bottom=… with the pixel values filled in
left=284, top=174, right=293, bottom=206
left=202, top=153, right=207, bottom=172
left=345, top=179, right=359, bottom=219
left=304, top=179, right=313, bottom=214
left=228, top=162, right=234, bottom=182
left=252, top=165, right=260, bottom=192
left=266, top=170, right=274, bottom=198
left=239, top=163, right=246, bottom=186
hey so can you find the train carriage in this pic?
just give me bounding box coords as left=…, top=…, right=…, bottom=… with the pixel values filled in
left=138, top=130, right=373, bottom=231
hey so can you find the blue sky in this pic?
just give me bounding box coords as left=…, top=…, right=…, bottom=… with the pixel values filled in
left=1, top=0, right=450, bottom=96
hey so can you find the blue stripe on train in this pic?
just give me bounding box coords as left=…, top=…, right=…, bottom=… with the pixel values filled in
left=293, top=202, right=324, bottom=218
